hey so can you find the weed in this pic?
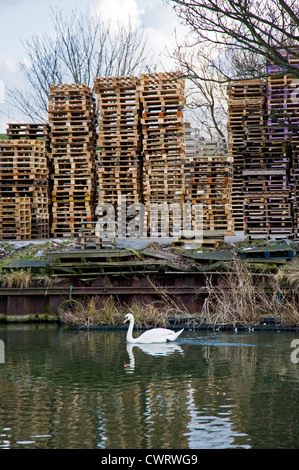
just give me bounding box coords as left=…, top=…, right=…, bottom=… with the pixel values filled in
left=202, top=259, right=299, bottom=327
left=59, top=289, right=187, bottom=328
left=60, top=296, right=123, bottom=326
left=1, top=270, right=32, bottom=289
left=125, top=301, right=169, bottom=328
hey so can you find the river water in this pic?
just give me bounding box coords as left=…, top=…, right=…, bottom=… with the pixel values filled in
left=0, top=323, right=299, bottom=450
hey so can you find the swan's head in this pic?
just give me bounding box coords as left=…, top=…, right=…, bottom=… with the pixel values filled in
left=124, top=313, right=134, bottom=324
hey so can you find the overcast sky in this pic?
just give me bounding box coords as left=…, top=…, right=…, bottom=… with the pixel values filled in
left=0, top=0, right=188, bottom=132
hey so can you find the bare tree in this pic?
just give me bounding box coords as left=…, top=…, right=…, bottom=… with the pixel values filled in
left=8, top=9, right=150, bottom=122
left=10, top=34, right=64, bottom=122
left=173, top=42, right=228, bottom=140
left=227, top=49, right=267, bottom=79
left=167, top=0, right=299, bottom=80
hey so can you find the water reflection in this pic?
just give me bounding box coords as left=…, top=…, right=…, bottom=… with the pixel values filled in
left=0, top=325, right=298, bottom=449
left=185, top=387, right=249, bottom=449
left=124, top=342, right=184, bottom=373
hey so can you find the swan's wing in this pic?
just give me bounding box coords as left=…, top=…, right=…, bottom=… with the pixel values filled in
left=137, top=328, right=182, bottom=343
left=139, top=328, right=173, bottom=339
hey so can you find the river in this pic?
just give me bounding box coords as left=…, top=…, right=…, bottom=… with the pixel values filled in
left=0, top=324, right=299, bottom=450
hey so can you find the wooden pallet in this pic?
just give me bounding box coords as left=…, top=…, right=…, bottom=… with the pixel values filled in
left=6, top=123, right=50, bottom=151
left=48, top=84, right=97, bottom=237
left=137, top=73, right=186, bottom=206
left=0, top=197, right=32, bottom=240
left=227, top=71, right=298, bottom=236
left=244, top=193, right=294, bottom=238
left=94, top=76, right=142, bottom=209
left=77, top=221, right=117, bottom=249
left=0, top=139, right=50, bottom=239
left=186, top=152, right=234, bottom=235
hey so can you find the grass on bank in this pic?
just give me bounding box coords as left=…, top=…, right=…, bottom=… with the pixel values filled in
left=0, top=269, right=61, bottom=289
left=0, top=240, right=76, bottom=272
left=59, top=294, right=190, bottom=328
left=202, top=259, right=299, bottom=327
left=1, top=269, right=32, bottom=289
left=0, top=240, right=76, bottom=287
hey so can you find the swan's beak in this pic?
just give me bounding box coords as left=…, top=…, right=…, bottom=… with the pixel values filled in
left=123, top=317, right=128, bottom=324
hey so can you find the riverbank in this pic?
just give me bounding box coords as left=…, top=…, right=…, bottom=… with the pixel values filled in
left=1, top=237, right=299, bottom=328
left=70, top=318, right=299, bottom=332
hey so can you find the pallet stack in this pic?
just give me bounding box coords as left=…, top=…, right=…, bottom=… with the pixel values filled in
left=266, top=50, right=299, bottom=238
left=227, top=79, right=267, bottom=232
left=227, top=69, right=296, bottom=238
left=5, top=123, right=51, bottom=238
left=94, top=76, right=142, bottom=207
left=187, top=141, right=234, bottom=235
left=137, top=72, right=186, bottom=235
left=94, top=76, right=143, bottom=241
left=48, top=84, right=97, bottom=237
left=0, top=197, right=31, bottom=240
left=184, top=123, right=201, bottom=196
left=0, top=139, right=50, bottom=239
left=6, top=123, right=50, bottom=150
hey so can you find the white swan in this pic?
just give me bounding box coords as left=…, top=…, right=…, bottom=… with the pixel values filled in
left=123, top=313, right=184, bottom=344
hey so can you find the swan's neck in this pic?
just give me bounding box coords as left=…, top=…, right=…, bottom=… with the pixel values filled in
left=126, top=318, right=137, bottom=343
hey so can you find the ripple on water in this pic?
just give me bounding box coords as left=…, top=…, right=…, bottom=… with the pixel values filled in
left=15, top=434, right=53, bottom=448
left=181, top=335, right=256, bottom=348
left=185, top=413, right=250, bottom=449
left=0, top=427, right=11, bottom=449
left=16, top=440, right=36, bottom=446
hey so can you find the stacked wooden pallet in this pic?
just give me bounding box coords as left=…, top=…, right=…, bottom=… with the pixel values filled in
left=137, top=72, right=185, bottom=235
left=0, top=139, right=50, bottom=239
left=266, top=52, right=299, bottom=238
left=6, top=123, right=50, bottom=150
left=243, top=194, right=293, bottom=239
left=266, top=68, right=297, bottom=171
left=184, top=123, right=201, bottom=195
left=138, top=72, right=185, bottom=203
left=227, top=79, right=267, bottom=232
left=0, top=197, right=31, bottom=240
left=187, top=141, right=234, bottom=235
left=94, top=76, right=142, bottom=208
left=227, top=75, right=295, bottom=238
left=48, top=84, right=97, bottom=238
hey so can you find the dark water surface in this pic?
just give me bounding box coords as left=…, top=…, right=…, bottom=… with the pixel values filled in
left=0, top=324, right=299, bottom=449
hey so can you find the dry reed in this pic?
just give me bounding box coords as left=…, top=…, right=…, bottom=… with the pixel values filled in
left=59, top=286, right=188, bottom=328
left=0, top=270, right=32, bottom=289
left=202, top=260, right=299, bottom=327
left=60, top=296, right=123, bottom=326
